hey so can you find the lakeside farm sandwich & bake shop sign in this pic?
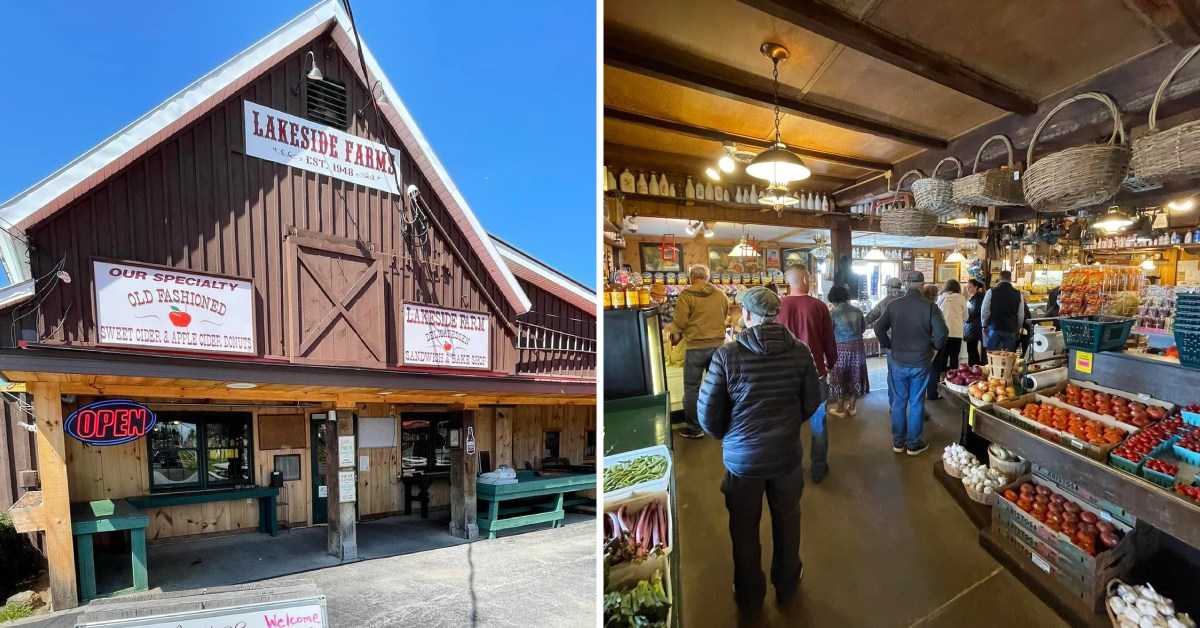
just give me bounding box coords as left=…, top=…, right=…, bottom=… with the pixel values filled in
left=403, top=303, right=490, bottom=370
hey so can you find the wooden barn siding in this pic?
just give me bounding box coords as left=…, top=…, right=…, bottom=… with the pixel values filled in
left=21, top=32, right=517, bottom=372
left=0, top=394, right=37, bottom=510
left=514, top=278, right=596, bottom=378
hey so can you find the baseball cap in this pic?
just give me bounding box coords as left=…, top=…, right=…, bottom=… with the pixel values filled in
left=905, top=270, right=925, bottom=284
left=739, top=286, right=780, bottom=317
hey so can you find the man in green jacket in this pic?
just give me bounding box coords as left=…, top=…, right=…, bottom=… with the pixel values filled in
left=669, top=264, right=730, bottom=439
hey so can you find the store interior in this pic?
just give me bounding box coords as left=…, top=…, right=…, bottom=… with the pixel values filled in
left=601, top=1, right=1200, bottom=626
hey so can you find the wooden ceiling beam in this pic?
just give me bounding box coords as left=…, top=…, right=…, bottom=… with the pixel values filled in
left=617, top=194, right=977, bottom=239
left=738, top=0, right=1037, bottom=115
left=605, top=26, right=947, bottom=149
left=605, top=107, right=891, bottom=172
left=605, top=142, right=853, bottom=188
left=1122, top=0, right=1200, bottom=46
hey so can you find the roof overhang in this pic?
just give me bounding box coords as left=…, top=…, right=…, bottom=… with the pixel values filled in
left=0, top=0, right=531, bottom=314
left=492, top=236, right=595, bottom=314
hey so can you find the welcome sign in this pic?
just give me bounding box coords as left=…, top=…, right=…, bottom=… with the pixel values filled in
left=243, top=101, right=401, bottom=194
left=402, top=303, right=491, bottom=370
left=94, top=260, right=256, bottom=355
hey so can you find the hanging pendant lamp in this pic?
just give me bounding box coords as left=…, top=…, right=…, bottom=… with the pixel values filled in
left=748, top=43, right=811, bottom=197
left=730, top=225, right=759, bottom=258
left=1092, top=205, right=1135, bottom=232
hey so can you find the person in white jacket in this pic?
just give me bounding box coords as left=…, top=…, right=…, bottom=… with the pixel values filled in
left=928, top=279, right=968, bottom=401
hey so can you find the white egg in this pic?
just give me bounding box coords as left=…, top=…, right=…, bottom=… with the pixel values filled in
left=1138, top=599, right=1161, bottom=616
left=1126, top=605, right=1145, bottom=623
left=1111, top=598, right=1128, bottom=614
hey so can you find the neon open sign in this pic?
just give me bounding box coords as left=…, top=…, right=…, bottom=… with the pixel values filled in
left=64, top=400, right=157, bottom=446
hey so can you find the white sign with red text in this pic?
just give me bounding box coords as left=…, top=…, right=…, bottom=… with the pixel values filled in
left=402, top=303, right=490, bottom=370
left=92, top=603, right=325, bottom=628
left=243, top=100, right=400, bottom=194
left=94, top=260, right=256, bottom=355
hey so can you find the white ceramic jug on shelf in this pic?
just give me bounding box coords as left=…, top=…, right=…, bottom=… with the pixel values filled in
left=619, top=168, right=635, bottom=193
left=685, top=177, right=695, bottom=199
left=659, top=173, right=670, bottom=196
left=636, top=172, right=649, bottom=195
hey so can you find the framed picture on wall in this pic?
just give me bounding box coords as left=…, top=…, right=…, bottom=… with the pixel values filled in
left=781, top=248, right=809, bottom=269
left=640, top=242, right=683, bottom=272
left=765, top=248, right=781, bottom=270
left=708, top=245, right=764, bottom=274
left=937, top=264, right=960, bottom=283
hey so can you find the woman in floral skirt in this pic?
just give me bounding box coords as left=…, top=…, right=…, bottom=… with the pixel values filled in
left=826, top=285, right=870, bottom=416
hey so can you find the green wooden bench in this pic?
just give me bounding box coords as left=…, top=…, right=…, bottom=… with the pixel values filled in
left=476, top=472, right=596, bottom=539
left=126, top=486, right=280, bottom=536
left=71, top=499, right=149, bottom=603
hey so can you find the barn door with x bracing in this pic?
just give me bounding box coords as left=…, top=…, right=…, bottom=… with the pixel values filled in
left=285, top=229, right=386, bottom=367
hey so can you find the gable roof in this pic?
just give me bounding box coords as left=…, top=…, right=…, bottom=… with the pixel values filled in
left=0, top=0, right=530, bottom=314
left=492, top=235, right=595, bottom=314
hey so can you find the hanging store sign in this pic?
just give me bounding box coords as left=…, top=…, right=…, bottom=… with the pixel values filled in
left=94, top=260, right=256, bottom=355
left=65, top=400, right=157, bottom=446
left=402, top=303, right=491, bottom=370
left=244, top=101, right=400, bottom=194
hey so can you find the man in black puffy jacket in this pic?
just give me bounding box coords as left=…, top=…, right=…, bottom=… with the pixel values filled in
left=697, top=286, right=824, bottom=611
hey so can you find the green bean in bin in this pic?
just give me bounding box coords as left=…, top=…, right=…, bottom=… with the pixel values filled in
left=604, top=455, right=668, bottom=493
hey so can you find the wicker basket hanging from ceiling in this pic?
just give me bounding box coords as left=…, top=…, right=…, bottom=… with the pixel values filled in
left=880, top=170, right=939, bottom=236
left=952, top=134, right=1025, bottom=207
left=911, top=157, right=970, bottom=216
left=1132, top=44, right=1200, bottom=183
left=1022, top=91, right=1130, bottom=213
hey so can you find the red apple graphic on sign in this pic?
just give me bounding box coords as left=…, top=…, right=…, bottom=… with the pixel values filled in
left=443, top=342, right=453, bottom=352
left=168, top=306, right=192, bottom=328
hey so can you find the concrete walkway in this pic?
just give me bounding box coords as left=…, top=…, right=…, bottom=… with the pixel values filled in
left=672, top=387, right=1067, bottom=628
left=19, top=517, right=595, bottom=628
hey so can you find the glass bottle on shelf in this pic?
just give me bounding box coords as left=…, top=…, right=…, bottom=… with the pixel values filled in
left=636, top=172, right=649, bottom=195
left=685, top=176, right=695, bottom=199
left=659, top=173, right=670, bottom=196
left=619, top=168, right=635, bottom=193
left=648, top=172, right=660, bottom=196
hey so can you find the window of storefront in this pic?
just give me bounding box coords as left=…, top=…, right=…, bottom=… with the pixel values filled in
left=543, top=431, right=561, bottom=461
left=148, top=412, right=253, bottom=492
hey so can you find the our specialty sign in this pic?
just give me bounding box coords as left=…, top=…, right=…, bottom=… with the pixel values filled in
left=244, top=100, right=400, bottom=194
left=403, top=303, right=490, bottom=370
left=94, top=260, right=256, bottom=354
left=65, top=400, right=157, bottom=446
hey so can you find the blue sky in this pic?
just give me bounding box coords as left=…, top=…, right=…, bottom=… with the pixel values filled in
left=0, top=1, right=596, bottom=286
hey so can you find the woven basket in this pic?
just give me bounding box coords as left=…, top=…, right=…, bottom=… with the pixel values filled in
left=1023, top=92, right=1130, bottom=213
left=953, top=134, right=1025, bottom=207
left=912, top=157, right=970, bottom=216
left=1132, top=44, right=1200, bottom=183
left=880, top=170, right=938, bottom=236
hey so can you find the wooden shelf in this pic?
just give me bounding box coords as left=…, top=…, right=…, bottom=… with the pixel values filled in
left=979, top=527, right=1110, bottom=628
left=971, top=407, right=1200, bottom=549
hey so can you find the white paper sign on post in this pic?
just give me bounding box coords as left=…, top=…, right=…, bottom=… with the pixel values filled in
left=338, top=436, right=355, bottom=468
left=338, top=470, right=357, bottom=503
left=402, top=303, right=491, bottom=370
left=93, top=260, right=256, bottom=355
left=243, top=101, right=400, bottom=194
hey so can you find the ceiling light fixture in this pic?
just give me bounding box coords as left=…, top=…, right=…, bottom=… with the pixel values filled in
left=946, top=209, right=975, bottom=226
left=1169, top=198, right=1196, bottom=213
left=705, top=167, right=721, bottom=181
left=1022, top=252, right=1036, bottom=264
left=864, top=245, right=887, bottom=261
left=729, top=226, right=759, bottom=258
left=226, top=382, right=258, bottom=390
left=1141, top=257, right=1157, bottom=271
left=718, top=141, right=737, bottom=173
left=685, top=220, right=699, bottom=237
left=944, top=249, right=966, bottom=263
left=758, top=184, right=799, bottom=208
left=703, top=224, right=715, bottom=238
left=1093, top=205, right=1135, bottom=232
left=747, top=43, right=811, bottom=195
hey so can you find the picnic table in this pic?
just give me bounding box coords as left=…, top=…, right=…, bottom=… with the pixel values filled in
left=476, top=471, right=596, bottom=539
left=126, top=486, right=280, bottom=536
left=71, top=499, right=149, bottom=602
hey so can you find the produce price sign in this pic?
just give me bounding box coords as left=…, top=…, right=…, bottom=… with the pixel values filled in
left=94, top=260, right=256, bottom=355
left=244, top=101, right=400, bottom=195
left=402, top=303, right=490, bottom=370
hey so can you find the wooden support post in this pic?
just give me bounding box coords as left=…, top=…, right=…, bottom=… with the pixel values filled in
left=30, top=382, right=78, bottom=610
left=830, top=214, right=854, bottom=290
left=494, top=407, right=513, bottom=470
left=325, top=408, right=357, bottom=560
left=449, top=409, right=479, bottom=540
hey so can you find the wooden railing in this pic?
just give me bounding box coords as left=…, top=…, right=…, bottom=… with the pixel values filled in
left=514, top=321, right=596, bottom=378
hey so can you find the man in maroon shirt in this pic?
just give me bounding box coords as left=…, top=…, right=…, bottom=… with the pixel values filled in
left=778, top=264, right=836, bottom=483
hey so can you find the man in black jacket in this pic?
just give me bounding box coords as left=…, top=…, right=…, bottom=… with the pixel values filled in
left=982, top=270, right=1025, bottom=351
left=964, top=279, right=987, bottom=366
left=873, top=271, right=948, bottom=456
left=698, top=286, right=824, bottom=611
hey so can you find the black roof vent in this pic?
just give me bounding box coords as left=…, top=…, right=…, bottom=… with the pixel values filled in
left=306, top=77, right=348, bottom=130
